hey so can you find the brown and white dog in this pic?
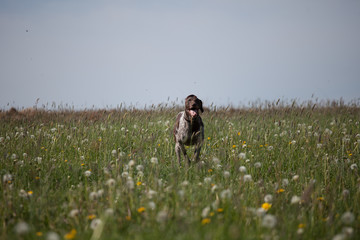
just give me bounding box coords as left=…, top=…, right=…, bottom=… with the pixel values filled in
left=173, top=95, right=204, bottom=165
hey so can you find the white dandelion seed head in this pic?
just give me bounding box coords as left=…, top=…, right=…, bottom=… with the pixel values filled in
left=11, top=153, right=18, bottom=160
left=264, top=194, right=273, bottom=203
left=46, top=231, right=60, bottom=240
left=291, top=195, right=301, bottom=204
left=211, top=184, right=218, bottom=193
left=147, top=189, right=157, bottom=199
left=148, top=201, right=156, bottom=210
left=254, top=162, right=262, bottom=168
left=239, top=166, right=247, bottom=173
left=3, top=173, right=13, bottom=183
left=150, top=157, right=158, bottom=164
left=97, top=189, right=104, bottom=197
left=342, top=227, right=354, bottom=237
left=342, top=189, right=350, bottom=198
left=243, top=174, right=252, bottom=182
left=178, top=189, right=185, bottom=198
left=204, top=177, right=212, bottom=184
left=90, top=218, right=102, bottom=230
left=332, top=233, right=346, bottom=240
left=105, top=208, right=114, bottom=217
left=106, top=178, right=116, bottom=187
left=341, top=211, right=355, bottom=225
left=212, top=157, right=220, bottom=165
left=84, top=170, right=92, bottom=177
left=137, top=171, right=144, bottom=177
left=136, top=165, right=144, bottom=171
left=18, top=189, right=28, bottom=198
left=111, top=149, right=117, bottom=157
left=292, top=175, right=299, bottom=181
left=282, top=178, right=289, bottom=186
left=262, top=214, right=277, bottom=229
left=223, top=171, right=230, bottom=178
left=121, top=171, right=129, bottom=178
left=256, top=208, right=266, bottom=217
left=69, top=209, right=80, bottom=218
left=14, top=221, right=30, bottom=235
left=220, top=189, right=232, bottom=200
left=317, top=143, right=323, bottom=149
left=267, top=146, right=274, bottom=151
left=80, top=156, right=85, bottom=161
left=201, top=206, right=210, bottom=218
left=239, top=152, right=246, bottom=159
left=297, top=228, right=304, bottom=235
left=126, top=179, right=134, bottom=190
left=23, top=153, right=28, bottom=158
left=89, top=191, right=98, bottom=201
left=128, top=160, right=135, bottom=167
left=350, top=163, right=357, bottom=170
left=181, top=180, right=189, bottom=187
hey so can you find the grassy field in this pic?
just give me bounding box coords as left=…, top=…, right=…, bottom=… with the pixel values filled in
left=1, top=101, right=359, bottom=240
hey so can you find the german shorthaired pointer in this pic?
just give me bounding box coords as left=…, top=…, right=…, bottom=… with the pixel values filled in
left=174, top=95, right=204, bottom=165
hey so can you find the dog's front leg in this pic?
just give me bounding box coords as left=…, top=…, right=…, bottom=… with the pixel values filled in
left=175, top=142, right=191, bottom=165
left=193, top=142, right=202, bottom=162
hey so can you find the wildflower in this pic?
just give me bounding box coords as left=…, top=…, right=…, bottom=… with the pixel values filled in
left=111, top=149, right=117, bottom=157
left=147, top=189, right=157, bottom=199
left=36, top=232, right=43, bottom=236
left=106, top=178, right=116, bottom=187
left=264, top=194, right=273, bottom=203
left=104, top=208, right=114, bottom=217
left=148, top=201, right=156, bottom=210
left=69, top=209, right=79, bottom=218
left=239, top=166, right=247, bottom=173
left=84, top=170, right=92, bottom=177
left=239, top=152, right=246, bottom=159
left=217, top=208, right=224, bottom=213
left=19, top=189, right=28, bottom=198
left=3, top=173, right=13, bottom=183
left=201, top=218, right=211, bottom=225
left=136, top=165, right=144, bottom=171
left=341, top=212, right=355, bottom=225
left=262, top=214, right=277, bottom=229
left=126, top=179, right=135, bottom=190
left=208, top=169, right=213, bottom=173
left=137, top=181, right=142, bottom=186
left=350, top=163, right=357, bottom=170
left=14, top=221, right=30, bottom=235
left=261, top=203, right=272, bottom=211
left=282, top=178, right=289, bottom=186
left=137, top=207, right=146, bottom=213
left=150, top=157, right=158, bottom=164
left=276, top=188, right=285, bottom=193
left=121, top=172, right=129, bottom=178
left=89, top=192, right=98, bottom=201
left=201, top=206, right=210, bottom=218
left=291, top=195, right=301, bottom=204
left=223, top=171, right=230, bottom=178
left=87, top=214, right=96, bottom=220
left=317, top=197, right=325, bottom=201
left=220, top=189, right=232, bottom=200
left=204, top=177, right=212, bottom=184
left=46, top=231, right=60, bottom=240
left=332, top=233, right=346, bottom=240
left=181, top=180, right=189, bottom=187
left=128, top=160, right=135, bottom=167
left=90, top=218, right=102, bottom=230
left=292, top=175, right=299, bottom=181
left=207, top=137, right=211, bottom=140
left=232, top=145, right=236, bottom=148
left=256, top=208, right=266, bottom=217
left=243, top=174, right=252, bottom=182
left=64, top=229, right=76, bottom=240
left=125, top=215, right=131, bottom=221
left=254, top=162, right=262, bottom=168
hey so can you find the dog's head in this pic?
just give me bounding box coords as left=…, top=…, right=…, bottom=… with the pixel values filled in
left=185, top=95, right=203, bottom=120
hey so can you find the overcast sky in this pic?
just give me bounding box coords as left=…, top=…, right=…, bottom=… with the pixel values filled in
left=1, top=0, right=359, bottom=109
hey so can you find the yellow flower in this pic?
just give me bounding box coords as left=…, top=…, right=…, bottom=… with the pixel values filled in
left=137, top=181, right=142, bottom=186
left=260, top=145, right=264, bottom=148
left=217, top=208, right=224, bottom=213
left=208, top=169, right=213, bottom=173
left=276, top=189, right=285, bottom=194
left=81, top=163, right=85, bottom=166
left=232, top=145, right=236, bottom=148
left=35, top=176, right=40, bottom=180
left=64, top=229, right=77, bottom=240
left=125, top=215, right=131, bottom=221
left=88, top=214, right=96, bottom=220
left=237, top=132, right=241, bottom=136
left=210, top=212, right=215, bottom=217
left=201, top=218, right=211, bottom=225
left=317, top=197, right=325, bottom=201
left=36, top=232, right=43, bottom=236
left=261, top=203, right=272, bottom=211
left=207, top=137, right=211, bottom=140
left=298, top=223, right=305, bottom=228
left=137, top=207, right=146, bottom=213
left=27, top=191, right=33, bottom=195
left=65, top=160, right=68, bottom=163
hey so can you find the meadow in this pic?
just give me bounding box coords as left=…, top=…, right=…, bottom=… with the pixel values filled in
left=0, top=100, right=359, bottom=240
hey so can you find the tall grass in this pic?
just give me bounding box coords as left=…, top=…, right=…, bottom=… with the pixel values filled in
left=0, top=101, right=359, bottom=240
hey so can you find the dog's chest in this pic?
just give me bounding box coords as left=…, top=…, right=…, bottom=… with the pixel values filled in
left=177, top=113, right=202, bottom=145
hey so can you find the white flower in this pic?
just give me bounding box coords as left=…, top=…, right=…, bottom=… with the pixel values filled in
left=111, top=149, right=117, bottom=157
left=84, top=170, right=92, bottom=177
left=69, top=209, right=80, bottom=218
left=106, top=178, right=116, bottom=187
left=121, top=172, right=129, bottom=178
left=201, top=206, right=210, bottom=218
left=36, top=157, right=42, bottom=164
left=97, top=189, right=104, bottom=197
left=341, top=211, right=355, bottom=225
left=181, top=180, right=189, bottom=187
left=104, top=208, right=114, bottom=217
left=46, top=231, right=60, bottom=240
left=267, top=146, right=274, bottom=151
left=239, top=166, right=247, bottom=173
left=220, top=189, right=232, bottom=200
left=126, top=179, right=134, bottom=190
left=350, top=163, right=357, bottom=170
left=239, top=153, right=246, bottom=159
left=89, top=192, right=98, bottom=201
left=136, top=165, right=144, bottom=171
left=204, top=177, right=212, bottom=184
left=128, top=160, right=135, bottom=167
left=90, top=218, right=102, bottom=230
left=18, top=189, right=28, bottom=198
left=223, top=171, right=230, bottom=178
left=14, top=221, right=30, bottom=235
left=3, top=173, right=13, bottom=183
left=11, top=154, right=18, bottom=160
left=148, top=201, right=156, bottom=210
left=147, top=189, right=157, bottom=199
left=150, top=157, right=158, bottom=164
left=282, top=178, right=289, bottom=186
left=212, top=157, right=220, bottom=165
left=211, top=184, right=218, bottom=193
left=292, top=175, right=299, bottom=181
left=254, top=162, right=262, bottom=168
left=332, top=233, right=346, bottom=240
left=262, top=214, right=277, bottom=228
left=264, top=194, right=273, bottom=203
left=243, top=174, right=252, bottom=182
left=291, top=195, right=301, bottom=204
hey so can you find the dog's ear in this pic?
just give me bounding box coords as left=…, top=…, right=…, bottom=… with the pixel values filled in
left=198, top=99, right=204, bottom=113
